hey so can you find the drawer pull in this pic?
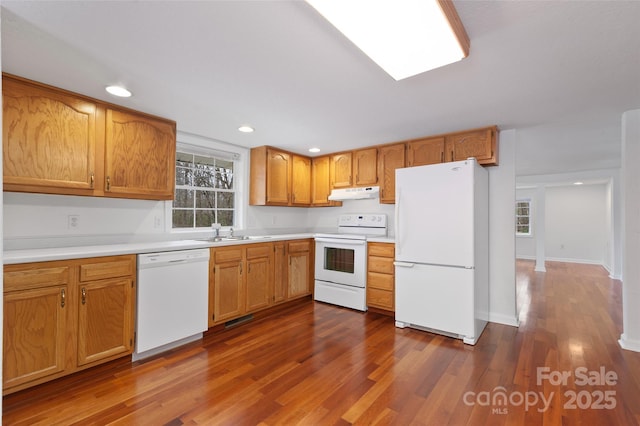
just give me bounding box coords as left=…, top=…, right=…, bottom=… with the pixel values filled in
left=82, top=287, right=87, bottom=305
left=61, top=289, right=66, bottom=308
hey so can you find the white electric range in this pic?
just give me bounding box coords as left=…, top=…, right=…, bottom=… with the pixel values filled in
left=314, top=214, right=387, bottom=311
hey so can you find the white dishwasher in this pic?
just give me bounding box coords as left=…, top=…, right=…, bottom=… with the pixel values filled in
left=134, top=248, right=210, bottom=361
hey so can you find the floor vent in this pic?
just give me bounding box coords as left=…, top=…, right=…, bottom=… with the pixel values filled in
left=225, top=314, right=253, bottom=329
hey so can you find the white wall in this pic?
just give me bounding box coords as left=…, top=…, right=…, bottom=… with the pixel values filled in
left=545, top=184, right=608, bottom=264
left=516, top=168, right=622, bottom=278
left=488, top=129, right=518, bottom=326
left=620, top=109, right=640, bottom=352
left=516, top=183, right=611, bottom=268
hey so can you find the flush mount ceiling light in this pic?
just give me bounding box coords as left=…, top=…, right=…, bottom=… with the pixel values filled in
left=105, top=85, right=132, bottom=97
left=309, top=147, right=321, bottom=153
left=238, top=125, right=255, bottom=133
left=574, top=181, right=584, bottom=185
left=305, top=0, right=470, bottom=80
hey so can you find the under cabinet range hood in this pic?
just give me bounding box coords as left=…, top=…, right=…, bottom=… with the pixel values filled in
left=328, top=186, right=380, bottom=201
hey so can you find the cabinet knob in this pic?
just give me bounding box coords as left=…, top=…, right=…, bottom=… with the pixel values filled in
left=106, top=176, right=111, bottom=191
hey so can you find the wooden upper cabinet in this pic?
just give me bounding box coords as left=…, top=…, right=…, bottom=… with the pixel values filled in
left=311, top=155, right=341, bottom=207
left=266, top=149, right=291, bottom=205
left=353, top=148, right=378, bottom=186
left=104, top=109, right=176, bottom=200
left=251, top=146, right=291, bottom=206
left=311, top=155, right=331, bottom=206
left=407, top=137, right=445, bottom=167
left=378, top=143, right=405, bottom=204
left=291, top=155, right=311, bottom=206
left=2, top=74, right=177, bottom=200
left=2, top=75, right=99, bottom=194
left=445, top=126, right=498, bottom=165
left=330, top=152, right=352, bottom=188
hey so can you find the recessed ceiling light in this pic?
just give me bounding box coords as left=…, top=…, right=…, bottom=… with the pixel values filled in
left=574, top=181, right=584, bottom=185
left=105, top=85, right=132, bottom=97
left=309, top=147, right=321, bottom=153
left=238, top=125, right=255, bottom=133
left=306, top=0, right=470, bottom=80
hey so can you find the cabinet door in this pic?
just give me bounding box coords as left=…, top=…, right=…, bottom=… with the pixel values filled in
left=445, top=127, right=497, bottom=165
left=291, top=155, right=311, bottom=206
left=288, top=241, right=311, bottom=299
left=213, top=261, right=244, bottom=323
left=266, top=148, right=291, bottom=205
left=77, top=278, right=134, bottom=366
left=378, top=143, right=405, bottom=204
left=104, top=108, right=176, bottom=200
left=246, top=244, right=273, bottom=312
left=273, top=242, right=288, bottom=304
left=330, top=152, right=352, bottom=188
left=3, top=286, right=68, bottom=389
left=246, top=257, right=271, bottom=312
left=354, top=148, right=378, bottom=186
left=2, top=76, right=98, bottom=194
left=407, top=137, right=445, bottom=166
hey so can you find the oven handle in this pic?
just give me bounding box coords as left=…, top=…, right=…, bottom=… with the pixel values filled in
left=314, top=237, right=367, bottom=246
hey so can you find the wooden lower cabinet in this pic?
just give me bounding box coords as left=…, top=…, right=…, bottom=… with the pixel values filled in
left=366, top=242, right=395, bottom=313
left=286, top=240, right=313, bottom=300
left=210, top=243, right=274, bottom=325
left=209, top=239, right=313, bottom=326
left=2, top=255, right=136, bottom=395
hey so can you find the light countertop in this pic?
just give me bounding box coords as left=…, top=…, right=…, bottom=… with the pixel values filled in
left=3, top=233, right=314, bottom=265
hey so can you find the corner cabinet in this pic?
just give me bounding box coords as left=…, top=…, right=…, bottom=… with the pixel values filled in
left=3, top=255, right=136, bottom=395
left=2, top=73, right=176, bottom=200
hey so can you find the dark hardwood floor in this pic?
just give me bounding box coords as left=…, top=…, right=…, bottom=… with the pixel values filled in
left=4, top=260, right=640, bottom=425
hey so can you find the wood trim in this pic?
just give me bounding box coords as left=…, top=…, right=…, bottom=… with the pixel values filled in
left=437, top=0, right=470, bottom=57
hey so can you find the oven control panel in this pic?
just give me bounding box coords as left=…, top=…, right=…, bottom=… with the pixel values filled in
left=337, top=214, right=387, bottom=228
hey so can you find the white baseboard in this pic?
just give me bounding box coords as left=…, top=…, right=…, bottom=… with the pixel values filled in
left=619, top=334, right=640, bottom=352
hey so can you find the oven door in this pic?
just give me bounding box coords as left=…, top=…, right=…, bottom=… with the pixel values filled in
left=314, top=237, right=366, bottom=288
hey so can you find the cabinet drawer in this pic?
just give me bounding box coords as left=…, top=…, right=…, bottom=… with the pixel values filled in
left=246, top=244, right=272, bottom=259
left=288, top=240, right=310, bottom=253
left=213, top=247, right=243, bottom=263
left=79, top=256, right=135, bottom=282
left=368, top=243, right=394, bottom=258
left=368, top=256, right=394, bottom=274
left=3, top=264, right=71, bottom=292
left=367, top=288, right=394, bottom=310
left=367, top=272, right=394, bottom=291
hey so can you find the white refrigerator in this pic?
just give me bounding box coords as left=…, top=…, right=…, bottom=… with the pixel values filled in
left=394, top=158, right=489, bottom=345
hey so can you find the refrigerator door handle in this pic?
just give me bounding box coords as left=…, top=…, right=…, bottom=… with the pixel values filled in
left=395, top=189, right=401, bottom=256
left=394, top=261, right=414, bottom=268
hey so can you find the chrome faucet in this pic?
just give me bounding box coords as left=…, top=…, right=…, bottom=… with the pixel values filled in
left=211, top=223, right=221, bottom=238
left=229, top=227, right=234, bottom=237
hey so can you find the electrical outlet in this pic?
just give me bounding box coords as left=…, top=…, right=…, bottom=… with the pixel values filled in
left=68, top=215, right=80, bottom=229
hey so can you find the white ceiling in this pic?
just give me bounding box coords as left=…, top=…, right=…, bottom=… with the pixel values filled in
left=2, top=1, right=639, bottom=177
